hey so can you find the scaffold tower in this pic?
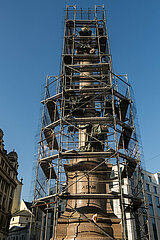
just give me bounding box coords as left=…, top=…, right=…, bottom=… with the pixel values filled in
left=29, top=5, right=151, bottom=240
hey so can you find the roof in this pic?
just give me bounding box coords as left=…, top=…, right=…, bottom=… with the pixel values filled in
left=24, top=201, right=32, bottom=211
left=9, top=225, right=28, bottom=232
left=12, top=209, right=31, bottom=217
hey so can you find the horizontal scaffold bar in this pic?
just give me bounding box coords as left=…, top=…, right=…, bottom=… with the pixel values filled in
left=65, top=115, right=133, bottom=130
left=65, top=20, right=103, bottom=26
left=65, top=86, right=111, bottom=94
left=43, top=119, right=61, bottom=130
left=41, top=89, right=130, bottom=106
left=39, top=149, right=138, bottom=164
left=33, top=191, right=142, bottom=203
left=65, top=62, right=109, bottom=72
left=41, top=92, right=62, bottom=104
left=71, top=74, right=109, bottom=80
left=59, top=193, right=120, bottom=199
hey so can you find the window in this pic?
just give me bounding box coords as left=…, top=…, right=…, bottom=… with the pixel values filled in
left=149, top=205, right=154, bottom=216
left=146, top=183, right=150, bottom=192
left=131, top=183, right=135, bottom=195
left=125, top=218, right=128, bottom=238
left=2, top=197, right=6, bottom=211
left=139, top=182, right=142, bottom=189
left=142, top=204, right=146, bottom=214
left=10, top=187, right=14, bottom=197
left=120, top=168, right=124, bottom=185
left=21, top=235, right=24, bottom=240
left=110, top=169, right=114, bottom=178
left=1, top=179, right=5, bottom=191
left=5, top=183, right=9, bottom=195
left=0, top=175, right=2, bottom=188
left=148, top=194, right=154, bottom=216
left=1, top=159, right=4, bottom=168
left=155, top=196, right=160, bottom=205
left=3, top=163, right=7, bottom=171
left=140, top=191, right=143, bottom=198
left=155, top=197, right=160, bottom=217
left=110, top=199, right=114, bottom=211
left=8, top=199, right=12, bottom=212
left=139, top=182, right=143, bottom=197
left=2, top=215, right=6, bottom=227
left=151, top=218, right=158, bottom=240
left=143, top=216, right=148, bottom=235
left=0, top=214, right=3, bottom=225
left=153, top=186, right=157, bottom=194
left=148, top=194, right=152, bottom=205
left=109, top=182, right=113, bottom=189
left=157, top=207, right=160, bottom=217
left=121, top=178, right=124, bottom=185
left=158, top=177, right=160, bottom=185
left=148, top=176, right=152, bottom=182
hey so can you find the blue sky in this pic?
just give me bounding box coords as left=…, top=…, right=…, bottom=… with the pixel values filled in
left=0, top=0, right=160, bottom=200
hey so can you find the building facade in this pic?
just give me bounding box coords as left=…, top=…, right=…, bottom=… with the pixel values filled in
left=8, top=200, right=34, bottom=240
left=0, top=129, right=19, bottom=239
left=142, top=170, right=160, bottom=240
left=8, top=226, right=29, bottom=240
left=9, top=200, right=33, bottom=229
left=11, top=179, right=23, bottom=215
left=111, top=165, right=160, bottom=240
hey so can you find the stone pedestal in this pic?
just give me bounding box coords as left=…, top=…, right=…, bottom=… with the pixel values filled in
left=55, top=159, right=122, bottom=239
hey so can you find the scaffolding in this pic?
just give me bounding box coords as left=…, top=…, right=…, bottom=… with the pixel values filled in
left=29, top=5, right=151, bottom=240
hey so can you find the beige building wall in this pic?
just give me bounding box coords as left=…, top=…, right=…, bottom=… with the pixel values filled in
left=9, top=199, right=33, bottom=228
left=10, top=213, right=31, bottom=228
left=11, top=179, right=23, bottom=214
